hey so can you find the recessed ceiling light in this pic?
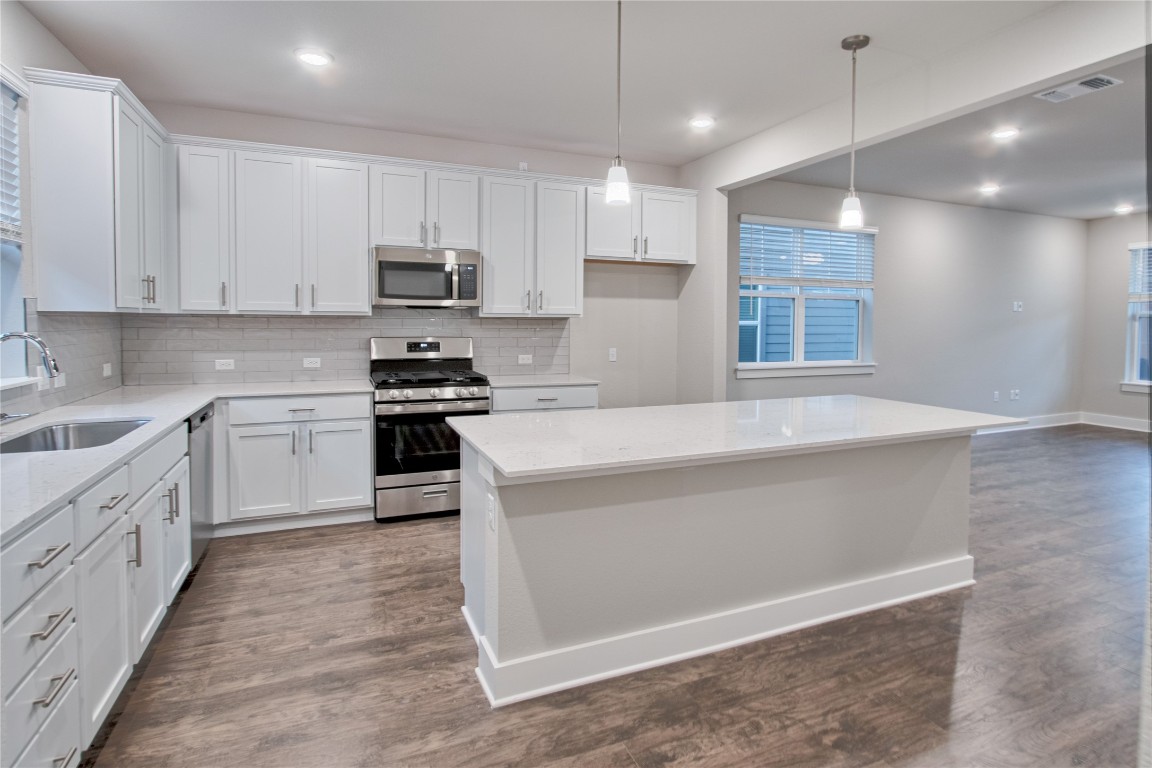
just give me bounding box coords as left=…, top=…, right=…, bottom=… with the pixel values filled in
left=990, top=127, right=1020, bottom=141
left=978, top=183, right=1000, bottom=195
left=295, top=48, right=333, bottom=67
left=1114, top=204, right=1134, bottom=215
left=689, top=116, right=716, bottom=129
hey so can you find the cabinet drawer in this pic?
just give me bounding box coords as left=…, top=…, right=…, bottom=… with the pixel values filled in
left=491, top=386, right=598, bottom=413
left=2, top=567, right=76, bottom=701
left=1, top=508, right=73, bottom=623
left=128, top=423, right=188, bottom=502
left=73, top=466, right=130, bottom=553
left=1, top=623, right=77, bottom=767
left=9, top=678, right=81, bottom=768
left=228, top=394, right=369, bottom=425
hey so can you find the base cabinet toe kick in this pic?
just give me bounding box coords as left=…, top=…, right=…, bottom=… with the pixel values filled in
left=453, top=396, right=1018, bottom=707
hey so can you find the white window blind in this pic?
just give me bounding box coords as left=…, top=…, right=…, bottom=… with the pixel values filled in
left=0, top=83, right=21, bottom=244
left=1128, top=243, right=1152, bottom=300
left=739, top=216, right=874, bottom=289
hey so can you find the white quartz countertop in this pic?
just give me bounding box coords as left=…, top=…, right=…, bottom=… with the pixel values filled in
left=1, top=381, right=372, bottom=543
left=486, top=375, right=599, bottom=388
left=448, top=395, right=1024, bottom=483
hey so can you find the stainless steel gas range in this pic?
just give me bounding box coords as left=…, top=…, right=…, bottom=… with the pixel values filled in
left=370, top=337, right=490, bottom=521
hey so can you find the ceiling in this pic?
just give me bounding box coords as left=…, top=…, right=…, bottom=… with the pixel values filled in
left=21, top=0, right=1060, bottom=168
left=775, top=54, right=1146, bottom=221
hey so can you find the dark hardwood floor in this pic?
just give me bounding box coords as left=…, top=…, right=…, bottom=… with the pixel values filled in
left=91, top=425, right=1149, bottom=768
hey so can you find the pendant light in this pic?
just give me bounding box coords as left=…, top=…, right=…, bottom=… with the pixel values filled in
left=605, top=0, right=631, bottom=205
left=839, top=34, right=870, bottom=229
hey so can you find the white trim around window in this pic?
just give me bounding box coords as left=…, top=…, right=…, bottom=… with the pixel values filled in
left=736, top=362, right=877, bottom=379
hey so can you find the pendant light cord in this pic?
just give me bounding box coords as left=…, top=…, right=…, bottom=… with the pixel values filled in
left=616, top=0, right=623, bottom=164
left=848, top=47, right=857, bottom=195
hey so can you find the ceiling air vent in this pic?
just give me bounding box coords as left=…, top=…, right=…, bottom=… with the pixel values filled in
left=1034, top=74, right=1123, bottom=103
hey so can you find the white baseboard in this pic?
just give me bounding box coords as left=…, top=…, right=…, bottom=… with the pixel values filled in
left=1080, top=411, right=1151, bottom=433
left=977, top=411, right=1149, bottom=434
left=474, top=555, right=974, bottom=708
left=212, top=507, right=374, bottom=537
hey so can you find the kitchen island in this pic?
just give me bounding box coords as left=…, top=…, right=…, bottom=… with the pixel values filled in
left=448, top=395, right=1021, bottom=707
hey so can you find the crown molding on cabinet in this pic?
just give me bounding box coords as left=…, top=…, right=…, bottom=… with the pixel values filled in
left=168, top=133, right=698, bottom=198
left=24, top=67, right=169, bottom=139
left=1, top=64, right=30, bottom=98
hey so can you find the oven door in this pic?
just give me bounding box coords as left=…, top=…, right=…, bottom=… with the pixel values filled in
left=374, top=403, right=487, bottom=488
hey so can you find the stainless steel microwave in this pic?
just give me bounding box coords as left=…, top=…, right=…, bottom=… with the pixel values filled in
left=373, top=247, right=482, bottom=308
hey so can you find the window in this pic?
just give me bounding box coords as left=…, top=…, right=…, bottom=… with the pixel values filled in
left=737, top=215, right=874, bottom=377
left=1, top=78, right=27, bottom=380
left=1126, top=242, right=1151, bottom=384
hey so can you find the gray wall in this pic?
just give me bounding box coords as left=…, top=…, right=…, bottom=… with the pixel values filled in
left=727, top=180, right=1088, bottom=420
left=1082, top=213, right=1150, bottom=421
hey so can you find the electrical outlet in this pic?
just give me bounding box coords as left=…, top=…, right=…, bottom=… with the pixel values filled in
left=1013, top=301, right=1024, bottom=312
left=103, top=362, right=112, bottom=377
left=215, top=359, right=235, bottom=370
left=1010, top=389, right=1021, bottom=400
left=303, top=358, right=321, bottom=369
left=486, top=493, right=496, bottom=532
left=608, top=347, right=617, bottom=362
left=517, top=354, right=532, bottom=365
left=52, top=372, right=66, bottom=389
left=993, top=391, right=999, bottom=402
left=518, top=161, right=529, bottom=171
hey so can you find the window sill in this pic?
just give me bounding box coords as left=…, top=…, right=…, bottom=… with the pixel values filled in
left=1120, top=381, right=1151, bottom=394
left=735, top=363, right=876, bottom=380
left=0, top=376, right=39, bottom=392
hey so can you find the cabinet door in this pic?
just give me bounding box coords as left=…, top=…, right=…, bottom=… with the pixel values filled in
left=228, top=425, right=303, bottom=520
left=641, top=192, right=696, bottom=264
left=235, top=151, right=303, bottom=312
left=114, top=100, right=144, bottom=310
left=305, top=421, right=372, bottom=512
left=535, top=182, right=584, bottom=316
left=427, top=171, right=479, bottom=250
left=369, top=164, right=426, bottom=247
left=305, top=158, right=370, bottom=314
left=140, top=124, right=166, bottom=311
left=178, top=145, right=231, bottom=311
left=585, top=186, right=638, bottom=260
left=74, top=517, right=131, bottom=746
left=480, top=176, right=534, bottom=316
left=126, top=487, right=165, bottom=663
left=161, top=457, right=191, bottom=605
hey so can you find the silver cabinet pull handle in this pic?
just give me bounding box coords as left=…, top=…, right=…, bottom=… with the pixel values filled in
left=163, top=489, right=175, bottom=524
left=33, top=668, right=74, bottom=708
left=434, top=221, right=440, bottom=246
left=295, top=283, right=300, bottom=308
left=52, top=746, right=78, bottom=767
left=633, top=235, right=638, bottom=255
left=149, top=275, right=157, bottom=303
left=524, top=290, right=531, bottom=309
left=100, top=492, right=129, bottom=511
left=172, top=482, right=180, bottom=517
left=536, top=397, right=559, bottom=402
left=127, top=523, right=142, bottom=568
left=142, top=276, right=151, bottom=303
left=28, top=543, right=70, bottom=569
left=309, top=428, right=314, bottom=454
left=311, top=283, right=317, bottom=308
left=221, top=281, right=228, bottom=308
left=288, top=407, right=316, bottom=412
left=419, top=221, right=426, bottom=245
left=291, top=431, right=297, bottom=456
left=34, top=606, right=73, bottom=641
left=538, top=290, right=543, bottom=311
left=643, top=236, right=649, bottom=256
left=422, top=489, right=449, bottom=498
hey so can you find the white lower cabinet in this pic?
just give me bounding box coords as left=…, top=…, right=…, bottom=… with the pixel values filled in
left=126, top=486, right=166, bottom=663
left=490, top=384, right=599, bottom=413
left=224, top=395, right=371, bottom=523
left=161, top=459, right=192, bottom=606
left=73, top=517, right=131, bottom=746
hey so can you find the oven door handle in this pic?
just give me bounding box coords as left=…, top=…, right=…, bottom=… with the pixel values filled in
left=375, top=400, right=490, bottom=415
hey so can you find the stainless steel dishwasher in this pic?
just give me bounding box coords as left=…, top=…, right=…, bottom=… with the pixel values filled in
left=187, top=403, right=214, bottom=565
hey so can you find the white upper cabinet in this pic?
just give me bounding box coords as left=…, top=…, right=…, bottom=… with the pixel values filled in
left=370, top=164, right=478, bottom=250
left=585, top=187, right=696, bottom=264
left=178, top=145, right=231, bottom=311
left=536, top=182, right=584, bottom=316
left=305, top=158, right=370, bottom=314
left=234, top=151, right=304, bottom=312
left=28, top=70, right=174, bottom=312
left=481, top=176, right=534, bottom=316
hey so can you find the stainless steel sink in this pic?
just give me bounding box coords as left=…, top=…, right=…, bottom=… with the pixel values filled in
left=0, top=419, right=153, bottom=454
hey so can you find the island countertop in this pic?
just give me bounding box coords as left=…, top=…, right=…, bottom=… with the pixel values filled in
left=448, top=394, right=1024, bottom=482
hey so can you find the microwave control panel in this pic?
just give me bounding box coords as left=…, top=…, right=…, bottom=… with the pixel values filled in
left=459, top=264, right=478, bottom=300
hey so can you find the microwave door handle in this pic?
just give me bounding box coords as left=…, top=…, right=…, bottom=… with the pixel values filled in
left=451, top=264, right=460, bottom=303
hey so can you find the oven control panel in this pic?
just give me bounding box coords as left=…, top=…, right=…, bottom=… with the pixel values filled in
left=406, top=341, right=441, bottom=353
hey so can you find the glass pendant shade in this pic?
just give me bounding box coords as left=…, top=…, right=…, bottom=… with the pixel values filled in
left=839, top=194, right=863, bottom=229
left=605, top=162, right=631, bottom=205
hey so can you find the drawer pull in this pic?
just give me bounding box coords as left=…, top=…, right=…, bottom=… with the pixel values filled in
left=52, top=746, right=78, bottom=767
left=27, top=543, right=70, bottom=570
left=288, top=408, right=316, bottom=413
left=127, top=523, right=142, bottom=568
left=99, top=492, right=129, bottom=511
left=34, top=606, right=73, bottom=641
left=422, top=489, right=449, bottom=498
left=536, top=397, right=559, bottom=402
left=33, top=668, right=74, bottom=708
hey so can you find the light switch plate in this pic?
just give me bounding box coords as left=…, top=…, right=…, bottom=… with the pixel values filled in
left=102, top=363, right=112, bottom=377
left=37, top=367, right=49, bottom=391
left=53, top=372, right=66, bottom=388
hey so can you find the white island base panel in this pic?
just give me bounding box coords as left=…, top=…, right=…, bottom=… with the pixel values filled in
left=460, top=433, right=977, bottom=707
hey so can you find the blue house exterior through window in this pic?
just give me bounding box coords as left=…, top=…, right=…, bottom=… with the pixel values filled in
left=738, top=217, right=875, bottom=366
